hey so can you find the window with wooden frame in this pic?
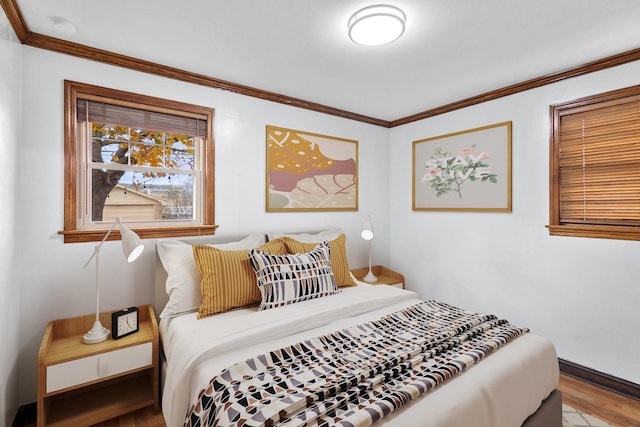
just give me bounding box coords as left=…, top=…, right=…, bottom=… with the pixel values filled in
left=60, top=80, right=217, bottom=243
left=549, top=85, right=640, bottom=241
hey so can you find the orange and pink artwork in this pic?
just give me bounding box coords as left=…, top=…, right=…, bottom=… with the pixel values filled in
left=266, top=125, right=358, bottom=211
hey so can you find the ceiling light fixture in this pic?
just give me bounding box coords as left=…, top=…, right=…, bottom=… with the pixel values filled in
left=52, top=17, right=77, bottom=35
left=348, top=4, right=406, bottom=46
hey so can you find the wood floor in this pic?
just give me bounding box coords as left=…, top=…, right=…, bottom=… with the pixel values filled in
left=23, top=374, right=640, bottom=427
left=85, top=406, right=165, bottom=427
left=558, top=373, right=640, bottom=427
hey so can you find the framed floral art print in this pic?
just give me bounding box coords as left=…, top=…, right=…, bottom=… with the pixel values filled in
left=412, top=121, right=512, bottom=212
left=266, top=125, right=358, bottom=211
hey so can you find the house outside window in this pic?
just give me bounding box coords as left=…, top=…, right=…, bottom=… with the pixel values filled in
left=60, top=80, right=217, bottom=243
left=548, top=85, right=640, bottom=241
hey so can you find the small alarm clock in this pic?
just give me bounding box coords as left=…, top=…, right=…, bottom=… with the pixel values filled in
left=111, top=307, right=139, bottom=339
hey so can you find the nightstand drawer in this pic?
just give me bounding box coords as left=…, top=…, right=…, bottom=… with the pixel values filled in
left=46, top=342, right=152, bottom=393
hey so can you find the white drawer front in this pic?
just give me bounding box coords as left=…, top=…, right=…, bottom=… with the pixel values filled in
left=46, top=342, right=152, bottom=393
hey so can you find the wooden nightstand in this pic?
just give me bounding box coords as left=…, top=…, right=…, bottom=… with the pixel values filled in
left=37, top=304, right=159, bottom=427
left=351, top=265, right=405, bottom=289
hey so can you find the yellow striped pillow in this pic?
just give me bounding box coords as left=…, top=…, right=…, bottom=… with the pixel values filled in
left=282, top=234, right=357, bottom=288
left=193, top=238, right=287, bottom=319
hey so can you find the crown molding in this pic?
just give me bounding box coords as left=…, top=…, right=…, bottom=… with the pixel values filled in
left=23, top=32, right=391, bottom=128
left=0, top=0, right=389, bottom=127
left=3, top=0, right=640, bottom=128
left=0, top=0, right=28, bottom=41
left=389, top=46, right=640, bottom=127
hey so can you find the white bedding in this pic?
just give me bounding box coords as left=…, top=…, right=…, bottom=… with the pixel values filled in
left=160, top=283, right=558, bottom=427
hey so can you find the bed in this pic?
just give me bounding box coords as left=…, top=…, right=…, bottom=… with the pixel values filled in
left=155, top=231, right=561, bottom=427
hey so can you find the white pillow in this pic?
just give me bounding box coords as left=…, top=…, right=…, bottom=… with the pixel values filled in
left=267, top=228, right=342, bottom=243
left=157, top=233, right=266, bottom=318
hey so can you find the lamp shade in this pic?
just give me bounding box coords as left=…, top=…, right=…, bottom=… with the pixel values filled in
left=119, top=221, right=144, bottom=262
left=348, top=5, right=406, bottom=46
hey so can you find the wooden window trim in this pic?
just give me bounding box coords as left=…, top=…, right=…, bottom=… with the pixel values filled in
left=59, top=80, right=217, bottom=243
left=548, top=85, right=640, bottom=241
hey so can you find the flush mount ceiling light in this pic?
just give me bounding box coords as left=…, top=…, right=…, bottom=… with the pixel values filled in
left=52, top=16, right=77, bottom=35
left=348, top=4, right=406, bottom=46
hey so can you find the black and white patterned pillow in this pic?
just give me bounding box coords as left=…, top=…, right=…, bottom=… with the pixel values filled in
left=248, top=241, right=340, bottom=310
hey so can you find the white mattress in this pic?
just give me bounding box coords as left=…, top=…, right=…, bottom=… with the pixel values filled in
left=160, top=283, right=558, bottom=427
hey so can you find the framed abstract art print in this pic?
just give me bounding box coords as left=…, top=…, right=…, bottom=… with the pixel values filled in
left=266, top=125, right=358, bottom=212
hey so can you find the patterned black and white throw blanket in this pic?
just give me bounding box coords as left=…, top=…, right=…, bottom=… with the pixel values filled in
left=184, top=300, right=528, bottom=427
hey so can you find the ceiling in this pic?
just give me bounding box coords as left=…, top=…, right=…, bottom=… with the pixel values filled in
left=12, top=0, right=640, bottom=122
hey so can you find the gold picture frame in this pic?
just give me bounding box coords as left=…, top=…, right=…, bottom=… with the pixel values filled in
left=412, top=121, right=512, bottom=211
left=266, top=125, right=358, bottom=212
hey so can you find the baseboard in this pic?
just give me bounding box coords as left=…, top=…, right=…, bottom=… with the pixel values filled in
left=11, top=402, right=36, bottom=427
left=559, top=358, right=640, bottom=401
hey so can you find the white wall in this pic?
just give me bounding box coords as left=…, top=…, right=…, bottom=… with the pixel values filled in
left=16, top=47, right=391, bottom=405
left=0, top=8, right=21, bottom=427
left=389, top=61, right=640, bottom=384
left=13, top=29, right=640, bottom=414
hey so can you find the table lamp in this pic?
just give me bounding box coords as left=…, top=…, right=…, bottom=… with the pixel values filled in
left=361, top=214, right=377, bottom=283
left=82, top=217, right=144, bottom=344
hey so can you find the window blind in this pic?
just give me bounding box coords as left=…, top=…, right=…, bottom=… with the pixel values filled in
left=77, top=99, right=207, bottom=137
left=557, top=100, right=640, bottom=226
